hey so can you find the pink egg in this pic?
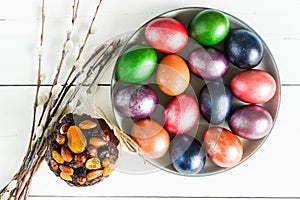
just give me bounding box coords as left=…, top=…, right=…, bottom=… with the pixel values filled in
left=145, top=18, right=188, bottom=53
left=230, top=69, right=276, bottom=104
left=163, top=94, right=199, bottom=134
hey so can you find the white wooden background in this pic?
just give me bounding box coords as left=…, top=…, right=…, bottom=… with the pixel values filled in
left=0, top=0, right=299, bottom=199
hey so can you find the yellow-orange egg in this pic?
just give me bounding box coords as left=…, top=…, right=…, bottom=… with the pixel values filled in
left=131, top=119, right=170, bottom=159
left=156, top=54, right=190, bottom=96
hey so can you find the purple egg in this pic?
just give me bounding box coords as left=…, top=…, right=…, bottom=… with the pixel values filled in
left=113, top=84, right=158, bottom=119
left=188, top=47, right=229, bottom=80
left=228, top=105, right=273, bottom=140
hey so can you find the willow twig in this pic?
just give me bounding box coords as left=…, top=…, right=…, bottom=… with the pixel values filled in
left=31, top=0, right=46, bottom=137
left=72, top=0, right=80, bottom=25
left=18, top=1, right=106, bottom=191
left=21, top=143, right=46, bottom=200
left=51, top=0, right=104, bottom=113
left=37, top=0, right=79, bottom=127
left=0, top=1, right=133, bottom=199
left=11, top=2, right=81, bottom=199
left=13, top=42, right=126, bottom=199
left=0, top=1, right=81, bottom=199
left=0, top=1, right=46, bottom=199
left=53, top=37, right=126, bottom=125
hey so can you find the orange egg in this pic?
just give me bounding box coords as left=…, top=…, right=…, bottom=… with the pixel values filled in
left=131, top=119, right=170, bottom=159
left=203, top=127, right=243, bottom=168
left=156, top=54, right=190, bottom=96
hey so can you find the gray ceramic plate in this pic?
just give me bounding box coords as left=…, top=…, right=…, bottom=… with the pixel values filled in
left=110, top=7, right=281, bottom=176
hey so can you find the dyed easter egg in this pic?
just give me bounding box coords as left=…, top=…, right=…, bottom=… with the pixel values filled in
left=145, top=17, right=188, bottom=53
left=188, top=47, right=229, bottom=80
left=229, top=105, right=273, bottom=140
left=131, top=119, right=170, bottom=159
left=170, top=135, right=206, bottom=174
left=189, top=9, right=230, bottom=46
left=203, top=127, right=243, bottom=168
left=225, top=29, right=263, bottom=69
left=199, top=81, right=232, bottom=125
left=156, top=54, right=190, bottom=96
left=230, top=69, right=276, bottom=104
left=116, top=45, right=157, bottom=83
left=113, top=84, right=158, bottom=119
left=163, top=94, right=199, bottom=134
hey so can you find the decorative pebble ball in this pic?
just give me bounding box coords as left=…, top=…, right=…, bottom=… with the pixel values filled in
left=229, top=105, right=273, bottom=140
left=113, top=84, right=158, bottom=119
left=188, top=47, right=229, bottom=80
left=116, top=45, right=158, bottom=83
left=170, top=135, right=206, bottom=174
left=156, top=54, right=190, bottom=96
left=46, top=114, right=119, bottom=186
left=225, top=29, right=264, bottom=69
left=144, top=17, right=188, bottom=53
left=189, top=9, right=230, bottom=46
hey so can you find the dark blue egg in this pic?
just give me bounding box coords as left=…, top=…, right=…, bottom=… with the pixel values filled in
left=199, top=81, right=232, bottom=125
left=170, top=135, right=206, bottom=174
left=225, top=29, right=263, bottom=69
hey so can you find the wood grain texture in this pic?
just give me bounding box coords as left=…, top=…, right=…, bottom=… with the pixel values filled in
left=0, top=0, right=299, bottom=198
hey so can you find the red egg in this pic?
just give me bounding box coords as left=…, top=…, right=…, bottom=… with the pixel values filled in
left=163, top=94, right=199, bottom=134
left=203, top=127, right=243, bottom=168
left=145, top=18, right=188, bottom=53
left=131, top=119, right=170, bottom=159
left=230, top=69, right=276, bottom=104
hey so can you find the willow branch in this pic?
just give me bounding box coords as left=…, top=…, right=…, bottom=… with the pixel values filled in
left=52, top=38, right=125, bottom=125
left=1, top=1, right=46, bottom=199
left=51, top=0, right=104, bottom=112
left=21, top=0, right=105, bottom=187
left=31, top=0, right=45, bottom=142
left=17, top=143, right=46, bottom=200
left=0, top=1, right=122, bottom=199
left=20, top=37, right=124, bottom=200
left=37, top=0, right=80, bottom=127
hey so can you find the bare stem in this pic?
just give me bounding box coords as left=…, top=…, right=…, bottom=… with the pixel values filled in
left=78, top=0, right=103, bottom=60
left=25, top=0, right=106, bottom=186
left=31, top=0, right=45, bottom=141
left=52, top=37, right=125, bottom=134
left=3, top=1, right=46, bottom=199
left=51, top=0, right=104, bottom=113
left=18, top=144, right=46, bottom=200
left=37, top=0, right=80, bottom=127
left=72, top=0, right=80, bottom=25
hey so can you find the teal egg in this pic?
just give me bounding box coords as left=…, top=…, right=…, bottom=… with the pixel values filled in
left=189, top=10, right=230, bottom=46
left=116, top=45, right=158, bottom=83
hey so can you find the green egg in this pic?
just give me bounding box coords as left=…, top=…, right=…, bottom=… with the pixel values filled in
left=189, top=9, right=230, bottom=46
left=116, top=45, right=158, bottom=83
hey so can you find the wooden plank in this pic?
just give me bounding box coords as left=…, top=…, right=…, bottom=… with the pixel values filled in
left=0, top=0, right=300, bottom=199
left=0, top=85, right=298, bottom=198
left=0, top=0, right=300, bottom=85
